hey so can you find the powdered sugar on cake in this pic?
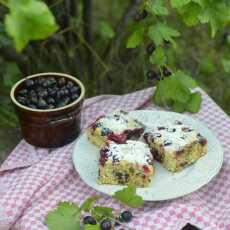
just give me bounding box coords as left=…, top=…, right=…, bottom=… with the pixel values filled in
left=145, top=120, right=199, bottom=152
left=98, top=110, right=141, bottom=134
left=105, top=140, right=153, bottom=165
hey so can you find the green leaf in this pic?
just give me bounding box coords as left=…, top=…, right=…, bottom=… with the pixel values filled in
left=148, top=23, right=180, bottom=46
left=80, top=195, right=101, bottom=212
left=5, top=0, right=58, bottom=51
left=221, top=58, right=230, bottom=73
left=127, top=24, right=144, bottom=48
left=84, top=224, right=101, bottom=230
left=45, top=202, right=81, bottom=230
left=171, top=0, right=191, bottom=8
left=153, top=81, right=164, bottom=105
left=91, top=206, right=114, bottom=221
left=186, top=92, right=202, bottom=113
left=113, top=186, right=144, bottom=208
left=162, top=76, right=191, bottom=104
left=172, top=101, right=185, bottom=113
left=149, top=47, right=166, bottom=66
left=3, top=62, right=21, bottom=89
left=99, top=21, right=115, bottom=39
left=173, top=70, right=197, bottom=89
left=146, top=0, right=169, bottom=16
left=197, top=2, right=230, bottom=37
left=178, top=2, right=202, bottom=26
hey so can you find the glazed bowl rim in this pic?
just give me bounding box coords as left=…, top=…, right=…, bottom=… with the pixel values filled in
left=10, top=72, right=85, bottom=113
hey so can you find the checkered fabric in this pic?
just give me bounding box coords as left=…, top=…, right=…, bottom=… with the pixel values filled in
left=0, top=87, right=229, bottom=230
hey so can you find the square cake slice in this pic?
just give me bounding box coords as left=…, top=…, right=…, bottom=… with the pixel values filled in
left=143, top=120, right=208, bottom=172
left=87, top=110, right=144, bottom=148
left=98, top=140, right=154, bottom=187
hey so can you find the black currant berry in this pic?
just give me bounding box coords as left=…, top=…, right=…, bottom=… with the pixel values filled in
left=36, top=77, right=45, bottom=86
left=47, top=97, right=56, bottom=105
left=162, top=66, right=172, bottom=77
left=56, top=90, right=65, bottom=99
left=48, top=87, right=57, bottom=97
left=114, top=221, right=120, bottom=227
left=222, top=32, right=229, bottom=44
left=27, top=104, right=37, bottom=109
left=100, top=219, right=112, bottom=230
left=119, top=210, right=133, bottom=223
left=58, top=77, right=66, bottom=87
left=37, top=98, right=48, bottom=109
left=146, top=42, right=156, bottom=55
left=146, top=70, right=159, bottom=80
left=18, top=89, right=28, bottom=96
left=25, top=79, right=35, bottom=89
left=57, top=97, right=70, bottom=107
left=133, top=10, right=148, bottom=21
left=70, top=86, right=79, bottom=94
left=66, top=81, right=74, bottom=89
left=83, top=216, right=97, bottom=225
left=38, top=90, right=48, bottom=98
left=71, top=94, right=79, bottom=102
left=30, top=95, right=38, bottom=105
left=17, top=96, right=27, bottom=105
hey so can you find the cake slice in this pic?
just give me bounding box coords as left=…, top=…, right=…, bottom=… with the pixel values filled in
left=143, top=120, right=208, bottom=172
left=98, top=140, right=154, bottom=187
left=87, top=110, right=144, bottom=148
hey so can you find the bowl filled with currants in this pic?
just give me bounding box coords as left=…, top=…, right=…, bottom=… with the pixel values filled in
left=10, top=72, right=85, bottom=148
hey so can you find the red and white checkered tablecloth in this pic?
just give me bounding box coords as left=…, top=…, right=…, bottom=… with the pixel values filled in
left=0, top=87, right=230, bottom=230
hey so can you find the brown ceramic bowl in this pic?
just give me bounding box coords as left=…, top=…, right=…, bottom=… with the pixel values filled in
left=10, top=72, right=85, bottom=148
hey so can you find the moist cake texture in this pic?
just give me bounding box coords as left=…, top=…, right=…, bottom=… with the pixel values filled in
left=143, top=120, right=208, bottom=172
left=87, top=110, right=144, bottom=148
left=98, top=140, right=154, bottom=187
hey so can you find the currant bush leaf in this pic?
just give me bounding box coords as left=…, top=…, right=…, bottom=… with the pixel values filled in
left=173, top=70, right=197, bottom=89
left=153, top=81, right=164, bottom=106
left=178, top=2, right=201, bottom=26
left=153, top=73, right=201, bottom=113
left=5, top=0, right=58, bottom=51
left=127, top=24, right=144, bottom=48
left=145, top=0, right=169, bottom=16
left=91, top=206, right=114, bottom=221
left=84, top=224, right=101, bottom=230
left=113, top=186, right=144, bottom=208
left=149, top=47, right=166, bottom=66
left=172, top=101, right=186, bottom=113
left=186, top=92, right=202, bottom=113
left=45, top=202, right=81, bottom=230
left=80, top=195, right=101, bottom=212
left=148, top=23, right=180, bottom=46
left=197, top=2, right=230, bottom=37
left=99, top=21, right=115, bottom=39
left=171, top=0, right=191, bottom=8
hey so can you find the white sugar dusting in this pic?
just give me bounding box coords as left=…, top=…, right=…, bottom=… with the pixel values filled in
left=107, top=140, right=153, bottom=165
left=147, top=120, right=198, bottom=151
left=99, top=111, right=140, bottom=133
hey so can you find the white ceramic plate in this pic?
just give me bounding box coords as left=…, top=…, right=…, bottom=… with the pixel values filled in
left=73, top=110, right=223, bottom=201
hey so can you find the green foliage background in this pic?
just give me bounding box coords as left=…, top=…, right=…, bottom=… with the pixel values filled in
left=0, top=0, right=230, bottom=128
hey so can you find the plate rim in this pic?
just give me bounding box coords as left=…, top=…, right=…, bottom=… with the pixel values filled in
left=72, top=110, right=224, bottom=201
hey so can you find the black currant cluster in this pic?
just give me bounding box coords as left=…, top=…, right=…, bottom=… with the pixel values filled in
left=222, top=31, right=230, bottom=44
left=133, top=9, right=148, bottom=21
left=145, top=42, right=172, bottom=81
left=16, top=77, right=81, bottom=110
left=83, top=210, right=133, bottom=230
